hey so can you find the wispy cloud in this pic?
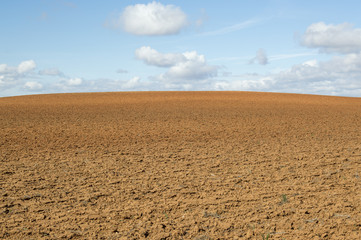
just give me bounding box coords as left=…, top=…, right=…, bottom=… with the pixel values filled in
left=269, top=52, right=317, bottom=61
left=195, top=8, right=208, bottom=29
left=116, top=68, right=128, bottom=74
left=209, top=52, right=316, bottom=64
left=199, top=19, right=260, bottom=36
left=39, top=68, right=64, bottom=76
left=208, top=56, right=246, bottom=62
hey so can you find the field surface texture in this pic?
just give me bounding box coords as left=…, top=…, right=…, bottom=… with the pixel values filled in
left=0, top=92, right=360, bottom=239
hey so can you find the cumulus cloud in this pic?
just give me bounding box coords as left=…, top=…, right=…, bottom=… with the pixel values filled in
left=212, top=22, right=361, bottom=97
left=6, top=60, right=36, bottom=75
left=17, top=60, right=36, bottom=74
left=161, top=51, right=218, bottom=81
left=216, top=52, right=361, bottom=96
left=250, top=48, right=268, bottom=65
left=0, top=64, right=8, bottom=73
left=0, top=60, right=91, bottom=96
left=213, top=74, right=275, bottom=91
left=118, top=2, right=187, bottom=36
left=272, top=54, right=361, bottom=95
left=136, top=46, right=218, bottom=82
left=300, top=59, right=318, bottom=67
left=282, top=54, right=361, bottom=81
left=67, top=77, right=82, bottom=86
left=53, top=77, right=85, bottom=92
left=0, top=60, right=46, bottom=96
left=302, top=22, right=361, bottom=54
left=24, top=81, right=43, bottom=91
left=135, top=46, right=186, bottom=67
left=0, top=60, right=37, bottom=90
left=214, top=22, right=359, bottom=96
left=122, top=76, right=141, bottom=89
left=275, top=21, right=361, bottom=95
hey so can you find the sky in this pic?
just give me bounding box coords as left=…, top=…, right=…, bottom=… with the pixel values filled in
left=1, top=0, right=361, bottom=97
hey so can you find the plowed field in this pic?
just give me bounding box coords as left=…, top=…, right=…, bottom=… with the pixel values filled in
left=0, top=92, right=360, bottom=239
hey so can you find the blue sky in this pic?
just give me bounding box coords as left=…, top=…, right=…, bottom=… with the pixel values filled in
left=1, top=0, right=361, bottom=97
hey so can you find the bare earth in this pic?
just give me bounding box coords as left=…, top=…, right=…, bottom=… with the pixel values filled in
left=0, top=91, right=360, bottom=239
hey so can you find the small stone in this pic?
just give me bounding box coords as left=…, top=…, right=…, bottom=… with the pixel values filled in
left=22, top=195, right=32, bottom=200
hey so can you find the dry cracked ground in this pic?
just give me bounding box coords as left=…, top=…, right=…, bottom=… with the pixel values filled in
left=0, top=91, right=360, bottom=239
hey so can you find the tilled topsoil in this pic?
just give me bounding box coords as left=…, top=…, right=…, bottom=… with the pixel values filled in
left=0, top=91, right=360, bottom=239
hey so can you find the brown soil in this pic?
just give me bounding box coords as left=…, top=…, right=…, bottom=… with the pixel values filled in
left=0, top=91, right=360, bottom=239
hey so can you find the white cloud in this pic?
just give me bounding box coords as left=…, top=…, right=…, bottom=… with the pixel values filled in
left=302, top=60, right=318, bottom=67
left=0, top=64, right=9, bottom=73
left=119, top=2, right=187, bottom=36
left=0, top=60, right=37, bottom=88
left=67, top=77, right=82, bottom=86
left=212, top=22, right=361, bottom=96
left=24, top=81, right=43, bottom=91
left=302, top=22, right=361, bottom=54
left=250, top=48, right=268, bottom=65
left=273, top=57, right=361, bottom=96
left=0, top=60, right=38, bottom=93
left=213, top=75, right=274, bottom=91
left=52, top=77, right=85, bottom=92
left=135, top=46, right=186, bottom=67
left=136, top=46, right=218, bottom=82
left=212, top=51, right=361, bottom=96
left=17, top=60, right=36, bottom=74
left=161, top=51, right=218, bottom=81
left=122, top=76, right=141, bottom=89
left=278, top=53, right=361, bottom=83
